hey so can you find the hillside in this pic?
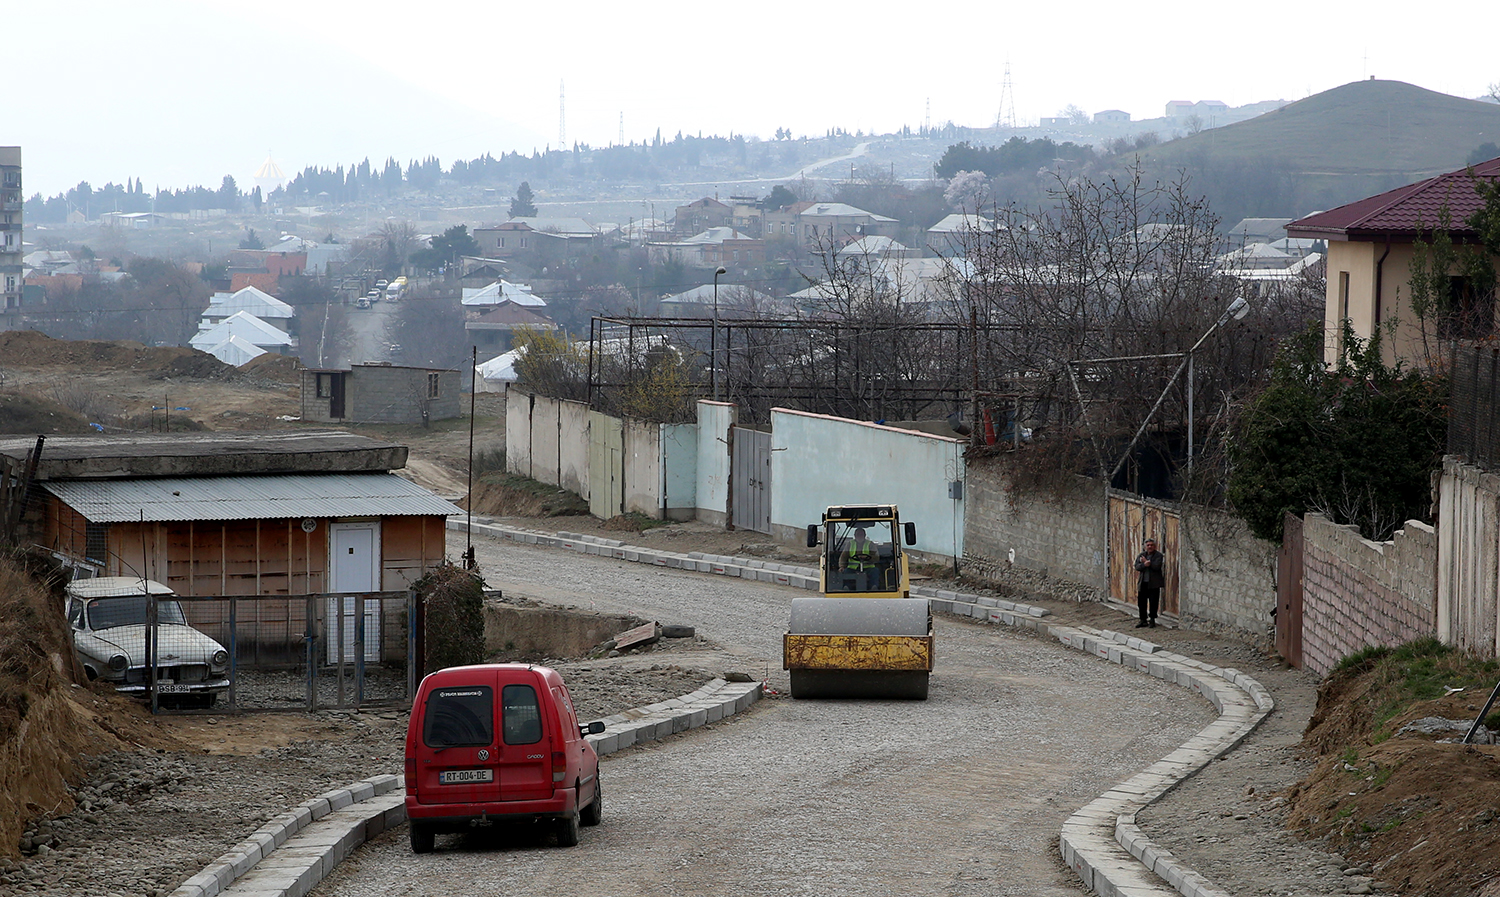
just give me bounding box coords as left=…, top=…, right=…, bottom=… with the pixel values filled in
left=1138, top=79, right=1500, bottom=216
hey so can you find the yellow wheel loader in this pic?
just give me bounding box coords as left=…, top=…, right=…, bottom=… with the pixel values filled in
left=782, top=504, right=933, bottom=699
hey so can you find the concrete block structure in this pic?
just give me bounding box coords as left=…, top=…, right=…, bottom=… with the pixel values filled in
left=302, top=364, right=461, bottom=425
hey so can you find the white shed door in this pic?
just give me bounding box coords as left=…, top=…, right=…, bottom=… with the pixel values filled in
left=328, top=522, right=381, bottom=663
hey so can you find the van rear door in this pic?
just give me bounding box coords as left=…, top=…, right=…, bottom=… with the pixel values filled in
left=416, top=679, right=502, bottom=804
left=498, top=679, right=553, bottom=800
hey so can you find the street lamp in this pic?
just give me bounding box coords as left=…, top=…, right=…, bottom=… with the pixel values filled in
left=1186, top=295, right=1249, bottom=477
left=1107, top=295, right=1249, bottom=483
left=712, top=266, right=727, bottom=402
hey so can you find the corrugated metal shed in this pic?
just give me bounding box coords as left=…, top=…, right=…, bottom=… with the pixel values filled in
left=43, top=473, right=462, bottom=523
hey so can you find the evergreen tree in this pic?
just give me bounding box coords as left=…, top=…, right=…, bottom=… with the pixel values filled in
left=509, top=181, right=537, bottom=218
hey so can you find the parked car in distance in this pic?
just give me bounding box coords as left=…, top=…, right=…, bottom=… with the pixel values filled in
left=404, top=663, right=606, bottom=852
left=355, top=296, right=372, bottom=309
left=65, top=577, right=231, bottom=708
left=375, top=279, right=389, bottom=290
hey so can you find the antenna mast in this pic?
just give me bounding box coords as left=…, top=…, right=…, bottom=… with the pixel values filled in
left=559, top=80, right=566, bottom=146
left=996, top=61, right=1017, bottom=130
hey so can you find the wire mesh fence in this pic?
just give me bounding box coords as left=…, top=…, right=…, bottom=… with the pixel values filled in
left=124, top=591, right=417, bottom=713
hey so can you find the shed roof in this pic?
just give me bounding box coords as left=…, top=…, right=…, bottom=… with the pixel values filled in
left=1286, top=156, right=1500, bottom=240
left=43, top=472, right=460, bottom=523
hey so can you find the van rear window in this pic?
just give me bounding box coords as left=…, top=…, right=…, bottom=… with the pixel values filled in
left=502, top=684, right=543, bottom=745
left=423, top=686, right=494, bottom=748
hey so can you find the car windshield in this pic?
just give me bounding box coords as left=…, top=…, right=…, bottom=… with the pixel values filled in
left=84, top=596, right=188, bottom=629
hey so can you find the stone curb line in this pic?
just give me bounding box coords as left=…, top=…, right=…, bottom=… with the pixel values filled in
left=932, top=593, right=1275, bottom=897
left=167, top=665, right=761, bottom=894
left=451, top=520, right=1277, bottom=896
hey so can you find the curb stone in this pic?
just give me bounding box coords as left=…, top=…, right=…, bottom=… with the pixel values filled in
left=451, top=519, right=1272, bottom=896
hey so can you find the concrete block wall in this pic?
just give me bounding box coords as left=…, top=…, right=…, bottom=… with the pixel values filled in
left=1176, top=507, right=1277, bottom=645
left=348, top=368, right=460, bottom=424
left=961, top=459, right=1107, bottom=590
left=1438, top=456, right=1500, bottom=656
left=1300, top=513, right=1437, bottom=676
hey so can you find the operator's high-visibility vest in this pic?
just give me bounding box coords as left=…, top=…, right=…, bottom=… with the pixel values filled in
left=848, top=539, right=875, bottom=570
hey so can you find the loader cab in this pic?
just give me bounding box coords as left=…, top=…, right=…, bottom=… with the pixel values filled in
left=807, top=505, right=917, bottom=596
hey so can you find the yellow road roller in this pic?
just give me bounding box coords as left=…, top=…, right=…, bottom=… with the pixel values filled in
left=782, top=504, right=933, bottom=699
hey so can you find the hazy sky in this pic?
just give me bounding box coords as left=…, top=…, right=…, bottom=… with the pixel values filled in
left=12, top=1, right=1498, bottom=197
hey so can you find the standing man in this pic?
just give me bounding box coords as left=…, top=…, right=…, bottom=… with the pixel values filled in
left=1134, top=538, right=1165, bottom=628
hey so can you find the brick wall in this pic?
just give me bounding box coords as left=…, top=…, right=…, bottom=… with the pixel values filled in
left=1300, top=513, right=1437, bottom=676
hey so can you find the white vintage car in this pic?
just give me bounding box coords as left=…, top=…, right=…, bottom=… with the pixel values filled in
left=66, top=577, right=231, bottom=707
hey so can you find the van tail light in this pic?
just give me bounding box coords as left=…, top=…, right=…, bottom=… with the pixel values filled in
left=405, top=757, right=416, bottom=790
left=552, top=751, right=566, bottom=783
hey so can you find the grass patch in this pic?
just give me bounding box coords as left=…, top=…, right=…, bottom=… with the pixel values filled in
left=1337, top=638, right=1500, bottom=740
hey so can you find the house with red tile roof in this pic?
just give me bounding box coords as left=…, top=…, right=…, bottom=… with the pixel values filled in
left=1286, top=156, right=1500, bottom=365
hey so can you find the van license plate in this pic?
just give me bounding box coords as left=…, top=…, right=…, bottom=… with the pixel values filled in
left=439, top=769, right=494, bottom=784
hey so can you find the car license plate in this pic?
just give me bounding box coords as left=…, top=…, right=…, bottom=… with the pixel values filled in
left=156, top=683, right=191, bottom=693
left=439, top=769, right=494, bottom=784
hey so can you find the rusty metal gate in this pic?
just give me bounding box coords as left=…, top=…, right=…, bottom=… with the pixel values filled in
left=1107, top=491, right=1180, bottom=618
left=1276, top=512, right=1304, bottom=668
left=731, top=427, right=771, bottom=534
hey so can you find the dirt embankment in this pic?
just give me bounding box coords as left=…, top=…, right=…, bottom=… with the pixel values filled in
left=1288, top=652, right=1500, bottom=896
left=0, top=557, right=179, bottom=861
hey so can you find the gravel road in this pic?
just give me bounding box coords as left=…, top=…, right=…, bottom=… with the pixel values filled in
left=4, top=528, right=1359, bottom=897
left=311, top=535, right=1220, bottom=897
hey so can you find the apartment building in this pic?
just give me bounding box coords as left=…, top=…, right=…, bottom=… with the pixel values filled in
left=0, top=147, right=20, bottom=329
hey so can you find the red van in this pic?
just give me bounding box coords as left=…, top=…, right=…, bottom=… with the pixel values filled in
left=404, top=664, right=606, bottom=852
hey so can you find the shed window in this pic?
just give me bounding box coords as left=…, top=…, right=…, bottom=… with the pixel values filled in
left=428, top=372, right=441, bottom=399
left=317, top=373, right=336, bottom=398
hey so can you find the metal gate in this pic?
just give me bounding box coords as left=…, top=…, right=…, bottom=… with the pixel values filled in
left=731, top=427, right=771, bottom=534
left=1107, top=491, right=1180, bottom=618
left=588, top=411, right=624, bottom=519
left=1276, top=512, right=1304, bottom=668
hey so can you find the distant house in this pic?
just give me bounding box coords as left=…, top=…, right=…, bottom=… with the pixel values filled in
left=797, top=203, right=899, bottom=254
left=472, top=218, right=599, bottom=261
left=203, top=285, right=295, bottom=328
left=647, top=227, right=765, bottom=268
left=190, top=310, right=294, bottom=357
left=673, top=197, right=732, bottom=236
left=658, top=283, right=784, bottom=318
left=464, top=302, right=559, bottom=354
left=460, top=279, right=545, bottom=308
left=1286, top=156, right=1500, bottom=365
left=926, top=213, right=997, bottom=258
left=1094, top=109, right=1131, bottom=123
left=200, top=334, right=268, bottom=366
left=837, top=235, right=915, bottom=260
left=302, top=363, right=461, bottom=425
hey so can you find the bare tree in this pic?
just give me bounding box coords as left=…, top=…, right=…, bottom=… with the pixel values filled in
left=937, top=165, right=1318, bottom=498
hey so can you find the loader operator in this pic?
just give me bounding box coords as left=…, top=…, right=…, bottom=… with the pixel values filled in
left=840, top=526, right=879, bottom=591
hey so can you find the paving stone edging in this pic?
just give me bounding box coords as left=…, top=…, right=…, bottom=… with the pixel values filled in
left=169, top=775, right=405, bottom=897
left=931, top=593, right=1275, bottom=897
left=453, top=520, right=1275, bottom=897
left=170, top=520, right=1269, bottom=897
